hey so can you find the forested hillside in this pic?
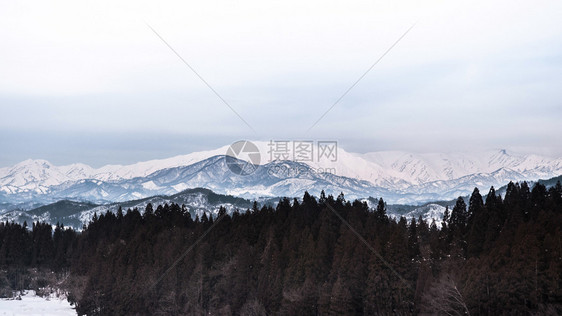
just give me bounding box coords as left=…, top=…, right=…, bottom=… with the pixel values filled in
left=1, top=181, right=561, bottom=315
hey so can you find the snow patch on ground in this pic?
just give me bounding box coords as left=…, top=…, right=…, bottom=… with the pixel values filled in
left=0, top=290, right=76, bottom=316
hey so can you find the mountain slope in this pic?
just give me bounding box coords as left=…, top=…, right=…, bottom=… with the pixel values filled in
left=23, top=156, right=379, bottom=204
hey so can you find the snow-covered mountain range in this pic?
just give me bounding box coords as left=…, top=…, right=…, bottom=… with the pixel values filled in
left=1, top=142, right=561, bottom=207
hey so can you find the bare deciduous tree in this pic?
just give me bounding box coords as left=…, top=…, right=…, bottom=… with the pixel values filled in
left=421, top=273, right=470, bottom=316
left=240, top=298, right=267, bottom=316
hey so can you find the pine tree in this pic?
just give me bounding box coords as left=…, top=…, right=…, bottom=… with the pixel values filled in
left=467, top=187, right=483, bottom=228
left=449, top=197, right=468, bottom=257
left=449, top=197, right=467, bottom=232
left=376, top=198, right=388, bottom=222
left=319, top=190, right=327, bottom=203
left=483, top=186, right=503, bottom=251
left=467, top=188, right=487, bottom=257
left=408, top=218, right=420, bottom=259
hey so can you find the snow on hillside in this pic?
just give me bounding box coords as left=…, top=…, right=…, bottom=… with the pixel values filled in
left=402, top=204, right=447, bottom=228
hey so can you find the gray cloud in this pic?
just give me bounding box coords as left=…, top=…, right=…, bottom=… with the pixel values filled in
left=1, top=0, right=561, bottom=166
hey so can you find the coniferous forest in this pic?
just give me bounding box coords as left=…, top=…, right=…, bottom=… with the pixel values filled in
left=0, top=181, right=561, bottom=315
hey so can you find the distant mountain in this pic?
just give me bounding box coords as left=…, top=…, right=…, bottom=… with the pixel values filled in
left=494, top=174, right=562, bottom=198
left=0, top=156, right=382, bottom=208
left=7, top=200, right=100, bottom=228
left=1, top=142, right=561, bottom=207
left=0, top=188, right=254, bottom=230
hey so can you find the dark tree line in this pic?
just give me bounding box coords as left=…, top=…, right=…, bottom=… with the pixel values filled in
left=0, top=221, right=77, bottom=270
left=0, top=221, right=77, bottom=296
left=0, top=181, right=561, bottom=315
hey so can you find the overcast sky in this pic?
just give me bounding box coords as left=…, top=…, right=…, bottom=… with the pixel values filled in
left=1, top=0, right=561, bottom=167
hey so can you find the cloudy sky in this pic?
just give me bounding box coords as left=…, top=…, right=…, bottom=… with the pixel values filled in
left=1, top=0, right=561, bottom=167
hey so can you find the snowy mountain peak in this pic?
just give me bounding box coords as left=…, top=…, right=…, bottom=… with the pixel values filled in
left=14, top=159, right=53, bottom=169
left=1, top=144, right=561, bottom=205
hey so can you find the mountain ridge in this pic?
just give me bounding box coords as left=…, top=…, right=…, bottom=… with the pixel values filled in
left=1, top=143, right=561, bottom=206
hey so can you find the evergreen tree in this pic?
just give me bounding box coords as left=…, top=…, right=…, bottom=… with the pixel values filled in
left=483, top=186, right=503, bottom=251
left=467, top=187, right=484, bottom=228
left=408, top=218, right=420, bottom=259
left=449, top=197, right=468, bottom=232
left=467, top=188, right=487, bottom=257
left=376, top=198, right=388, bottom=222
